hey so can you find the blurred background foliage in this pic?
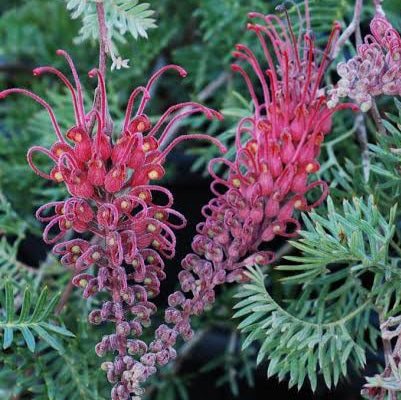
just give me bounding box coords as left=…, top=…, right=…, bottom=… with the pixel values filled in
left=1, top=0, right=401, bottom=399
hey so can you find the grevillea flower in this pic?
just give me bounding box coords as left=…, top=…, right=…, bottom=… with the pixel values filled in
left=0, top=50, right=225, bottom=400
left=116, top=5, right=359, bottom=396
left=329, top=14, right=401, bottom=112
left=166, top=7, right=357, bottom=330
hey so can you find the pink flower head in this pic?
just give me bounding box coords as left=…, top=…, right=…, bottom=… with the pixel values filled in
left=0, top=50, right=225, bottom=400
left=114, top=5, right=358, bottom=397
left=330, top=14, right=401, bottom=111
left=164, top=0, right=357, bottom=359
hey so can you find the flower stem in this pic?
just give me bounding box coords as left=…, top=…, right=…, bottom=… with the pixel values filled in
left=96, top=2, right=108, bottom=79
left=89, top=2, right=111, bottom=134
left=332, top=0, right=363, bottom=59
left=371, top=100, right=386, bottom=135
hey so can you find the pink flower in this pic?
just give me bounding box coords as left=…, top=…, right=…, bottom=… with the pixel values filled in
left=164, top=6, right=357, bottom=336
left=110, top=6, right=358, bottom=397
left=329, top=15, right=401, bottom=111
left=0, top=50, right=225, bottom=400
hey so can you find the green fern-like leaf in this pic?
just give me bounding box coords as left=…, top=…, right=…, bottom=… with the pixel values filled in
left=277, top=196, right=396, bottom=283
left=0, top=280, right=74, bottom=352
left=234, top=196, right=399, bottom=391
left=37, top=343, right=104, bottom=400
left=369, top=99, right=401, bottom=194
left=0, top=194, right=27, bottom=236
left=66, top=0, right=156, bottom=44
left=234, top=266, right=371, bottom=391
left=0, top=237, right=37, bottom=290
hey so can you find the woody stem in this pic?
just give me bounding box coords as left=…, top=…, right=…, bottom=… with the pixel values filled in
left=96, top=2, right=108, bottom=79
left=89, top=2, right=110, bottom=134
left=332, top=0, right=363, bottom=59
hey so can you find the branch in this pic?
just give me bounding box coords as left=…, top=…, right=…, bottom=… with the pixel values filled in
left=89, top=2, right=112, bottom=135
left=374, top=0, right=386, bottom=17
left=332, top=0, right=363, bottom=59
left=356, top=112, right=370, bottom=182
left=96, top=2, right=108, bottom=78
left=370, top=100, right=386, bottom=135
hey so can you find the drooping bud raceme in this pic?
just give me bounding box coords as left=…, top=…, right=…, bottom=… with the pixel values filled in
left=111, top=7, right=358, bottom=396
left=0, top=51, right=226, bottom=400
left=154, top=4, right=357, bottom=375
left=329, top=15, right=401, bottom=112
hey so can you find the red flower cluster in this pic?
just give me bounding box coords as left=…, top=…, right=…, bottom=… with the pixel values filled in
left=0, top=50, right=225, bottom=400
left=107, top=7, right=358, bottom=397
left=165, top=6, right=358, bottom=355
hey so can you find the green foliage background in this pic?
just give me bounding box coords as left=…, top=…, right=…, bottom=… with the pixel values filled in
left=2, top=0, right=401, bottom=399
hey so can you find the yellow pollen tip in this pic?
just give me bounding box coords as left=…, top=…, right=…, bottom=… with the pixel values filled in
left=294, top=200, right=303, bottom=209
left=232, top=178, right=241, bottom=188
left=132, top=259, right=139, bottom=267
left=71, top=245, right=81, bottom=254
left=154, top=212, right=164, bottom=220
left=55, top=149, right=64, bottom=157
left=305, top=163, right=316, bottom=173
left=65, top=221, right=72, bottom=229
left=273, top=225, right=281, bottom=233
left=75, top=133, right=82, bottom=142
left=54, top=172, right=63, bottom=182
left=142, top=143, right=150, bottom=152
left=250, top=143, right=258, bottom=153
left=79, top=279, right=88, bottom=288
left=108, top=238, right=116, bottom=247
left=139, top=192, right=147, bottom=200
left=152, top=240, right=160, bottom=248
left=147, top=256, right=155, bottom=263
left=137, top=122, right=145, bottom=131
left=121, top=200, right=129, bottom=209
left=147, top=223, right=157, bottom=233
left=92, top=251, right=101, bottom=261
left=148, top=170, right=159, bottom=180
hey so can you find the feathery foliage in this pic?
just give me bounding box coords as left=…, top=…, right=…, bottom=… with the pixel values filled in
left=66, top=0, right=156, bottom=62
left=0, top=280, right=74, bottom=352
left=235, top=196, right=399, bottom=391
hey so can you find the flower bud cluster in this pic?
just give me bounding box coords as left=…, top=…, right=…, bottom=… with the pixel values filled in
left=164, top=9, right=357, bottom=343
left=117, top=9, right=357, bottom=396
left=329, top=15, right=401, bottom=112
left=0, top=51, right=225, bottom=400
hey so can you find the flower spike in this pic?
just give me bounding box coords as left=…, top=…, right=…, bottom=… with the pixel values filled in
left=1, top=49, right=224, bottom=400
left=129, top=5, right=357, bottom=399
